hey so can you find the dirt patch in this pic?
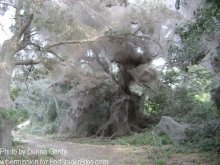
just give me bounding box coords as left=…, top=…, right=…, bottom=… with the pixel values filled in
left=19, top=134, right=152, bottom=165
left=12, top=131, right=220, bottom=165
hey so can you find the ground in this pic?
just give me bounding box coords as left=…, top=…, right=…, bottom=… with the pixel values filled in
left=11, top=130, right=220, bottom=165
left=13, top=132, right=151, bottom=165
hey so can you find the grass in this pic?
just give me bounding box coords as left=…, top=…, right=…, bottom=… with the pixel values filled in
left=12, top=140, right=25, bottom=147
left=155, top=159, right=166, bottom=165
left=212, top=160, right=220, bottom=165
left=52, top=132, right=174, bottom=164
left=114, top=132, right=172, bottom=146
left=45, top=147, right=56, bottom=157
left=40, top=129, right=220, bottom=165
left=52, top=131, right=220, bottom=165
left=147, top=145, right=173, bottom=165
left=59, top=131, right=172, bottom=147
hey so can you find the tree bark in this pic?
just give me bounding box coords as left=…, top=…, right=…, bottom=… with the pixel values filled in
left=0, top=40, right=17, bottom=109
left=211, top=56, right=220, bottom=116
left=0, top=0, right=33, bottom=157
left=0, top=39, right=17, bottom=159
left=0, top=119, right=12, bottom=160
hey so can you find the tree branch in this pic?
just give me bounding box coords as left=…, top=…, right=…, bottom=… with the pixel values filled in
left=13, top=13, right=34, bottom=42
left=93, top=53, right=120, bottom=85
left=15, top=59, right=41, bottom=66
left=0, top=22, right=4, bottom=30
left=0, top=23, right=8, bottom=36
left=44, top=36, right=106, bottom=50
left=127, top=33, right=164, bottom=55
left=17, top=42, right=42, bottom=52
left=46, top=49, right=65, bottom=61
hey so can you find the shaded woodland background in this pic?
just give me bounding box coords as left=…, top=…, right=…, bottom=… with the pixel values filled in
left=0, top=0, right=220, bottom=161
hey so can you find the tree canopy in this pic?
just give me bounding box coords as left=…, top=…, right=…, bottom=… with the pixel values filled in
left=0, top=0, right=220, bottom=160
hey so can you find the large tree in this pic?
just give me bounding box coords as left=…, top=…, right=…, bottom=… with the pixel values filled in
left=0, top=0, right=177, bottom=156
left=0, top=0, right=35, bottom=158
left=28, top=0, right=176, bottom=138
left=0, top=0, right=66, bottom=157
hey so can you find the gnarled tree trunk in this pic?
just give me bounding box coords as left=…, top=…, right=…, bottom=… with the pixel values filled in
left=96, top=90, right=156, bottom=139
left=95, top=55, right=158, bottom=138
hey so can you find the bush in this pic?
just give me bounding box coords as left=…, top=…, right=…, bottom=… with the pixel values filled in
left=144, top=86, right=196, bottom=119
left=191, top=120, right=220, bottom=152
left=26, top=98, right=69, bottom=135
left=16, top=80, right=70, bottom=135
left=144, top=66, right=216, bottom=124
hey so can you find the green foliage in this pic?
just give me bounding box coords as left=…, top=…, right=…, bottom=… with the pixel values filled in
left=42, top=122, right=60, bottom=134
left=10, top=85, right=21, bottom=101
left=12, top=140, right=25, bottom=147
left=168, top=1, right=220, bottom=67
left=190, top=120, right=220, bottom=152
left=24, top=121, right=44, bottom=135
left=148, top=147, right=173, bottom=165
left=69, top=132, right=172, bottom=147
left=212, top=160, right=220, bottom=165
left=16, top=80, right=71, bottom=135
left=144, top=65, right=216, bottom=124
left=118, top=134, right=149, bottom=146
left=162, top=68, right=181, bottom=87
left=34, top=6, right=88, bottom=41
left=145, top=86, right=196, bottom=120
left=52, top=83, right=72, bottom=94
left=206, top=0, right=220, bottom=8
left=0, top=108, right=29, bottom=126
left=155, top=159, right=166, bottom=165
left=111, top=132, right=172, bottom=147
left=26, top=96, right=69, bottom=134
